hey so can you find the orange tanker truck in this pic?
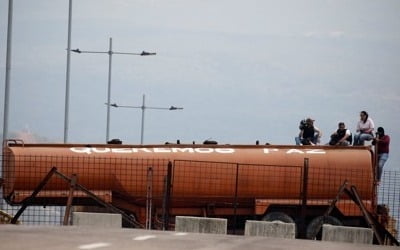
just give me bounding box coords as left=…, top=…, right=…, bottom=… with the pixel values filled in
left=1, top=139, right=389, bottom=239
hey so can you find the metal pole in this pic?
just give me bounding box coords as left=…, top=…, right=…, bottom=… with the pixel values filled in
left=349, top=185, right=384, bottom=245
left=108, top=97, right=182, bottom=144
left=63, top=0, right=72, bottom=143
left=3, top=0, right=13, bottom=142
left=106, top=37, right=113, bottom=142
left=140, top=94, right=145, bottom=144
left=71, top=42, right=155, bottom=143
left=11, top=167, right=58, bottom=224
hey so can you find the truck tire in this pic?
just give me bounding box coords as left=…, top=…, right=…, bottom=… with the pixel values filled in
left=262, top=212, right=295, bottom=223
left=262, top=212, right=297, bottom=237
left=306, top=215, right=342, bottom=240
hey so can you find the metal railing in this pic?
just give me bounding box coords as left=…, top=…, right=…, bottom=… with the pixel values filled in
left=0, top=155, right=398, bottom=241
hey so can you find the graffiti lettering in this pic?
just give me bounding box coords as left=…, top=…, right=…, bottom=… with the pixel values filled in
left=70, top=147, right=235, bottom=154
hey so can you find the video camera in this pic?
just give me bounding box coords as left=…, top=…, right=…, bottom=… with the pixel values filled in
left=299, top=119, right=308, bottom=130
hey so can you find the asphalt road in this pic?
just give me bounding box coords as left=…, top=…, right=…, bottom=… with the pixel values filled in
left=0, top=225, right=393, bottom=250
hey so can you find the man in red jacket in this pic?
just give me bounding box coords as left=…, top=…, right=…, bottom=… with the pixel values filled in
left=373, top=127, right=390, bottom=182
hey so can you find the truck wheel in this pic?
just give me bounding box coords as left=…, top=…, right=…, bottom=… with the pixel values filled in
left=262, top=212, right=295, bottom=223
left=262, top=212, right=297, bottom=237
left=306, top=215, right=342, bottom=240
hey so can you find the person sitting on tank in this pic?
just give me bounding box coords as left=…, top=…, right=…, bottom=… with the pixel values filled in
left=353, top=110, right=375, bottom=145
left=296, top=118, right=322, bottom=145
left=295, top=119, right=306, bottom=145
left=328, top=122, right=352, bottom=146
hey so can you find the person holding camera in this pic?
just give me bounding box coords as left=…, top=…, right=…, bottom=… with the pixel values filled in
left=353, top=111, right=375, bottom=145
left=296, top=118, right=322, bottom=145
left=373, top=127, right=390, bottom=182
left=329, top=122, right=352, bottom=146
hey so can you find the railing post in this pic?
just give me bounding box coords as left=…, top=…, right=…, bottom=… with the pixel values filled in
left=372, top=134, right=379, bottom=213
left=63, top=173, right=77, bottom=225
left=162, top=161, right=172, bottom=230
left=299, top=158, right=309, bottom=238
left=54, top=169, right=143, bottom=228
left=233, top=163, right=239, bottom=234
left=145, top=167, right=153, bottom=230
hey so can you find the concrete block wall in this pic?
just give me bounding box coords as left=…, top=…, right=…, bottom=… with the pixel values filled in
left=72, top=212, right=122, bottom=228
left=322, top=224, right=373, bottom=244
left=244, top=220, right=296, bottom=239
left=175, top=216, right=227, bottom=234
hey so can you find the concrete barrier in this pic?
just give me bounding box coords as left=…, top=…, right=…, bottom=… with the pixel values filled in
left=175, top=216, right=227, bottom=234
left=244, top=220, right=296, bottom=239
left=72, top=212, right=122, bottom=228
left=322, top=224, right=373, bottom=244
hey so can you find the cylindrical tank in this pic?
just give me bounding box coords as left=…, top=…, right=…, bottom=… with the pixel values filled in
left=2, top=142, right=374, bottom=207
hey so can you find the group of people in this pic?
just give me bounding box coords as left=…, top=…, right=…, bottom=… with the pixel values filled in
left=295, top=111, right=390, bottom=182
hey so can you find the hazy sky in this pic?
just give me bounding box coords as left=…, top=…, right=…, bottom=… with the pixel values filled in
left=1, top=0, right=399, bottom=169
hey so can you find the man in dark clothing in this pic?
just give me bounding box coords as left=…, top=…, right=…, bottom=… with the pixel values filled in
left=329, top=122, right=352, bottom=146
left=373, top=127, right=390, bottom=182
left=299, top=118, right=322, bottom=145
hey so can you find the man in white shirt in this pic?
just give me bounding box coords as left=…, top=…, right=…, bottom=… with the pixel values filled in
left=353, top=111, right=374, bottom=145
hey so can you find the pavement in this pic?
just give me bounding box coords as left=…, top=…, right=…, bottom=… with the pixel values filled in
left=0, top=225, right=395, bottom=250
